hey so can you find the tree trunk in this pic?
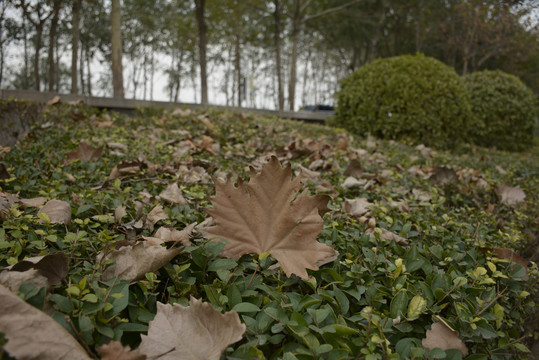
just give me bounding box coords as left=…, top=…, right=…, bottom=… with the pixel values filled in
left=111, top=0, right=124, bottom=98
left=47, top=0, right=60, bottom=92
left=23, top=17, right=29, bottom=89
left=71, top=0, right=80, bottom=94
left=195, top=0, right=208, bottom=105
left=273, top=0, right=284, bottom=111
left=79, top=44, right=84, bottom=94
left=234, top=35, right=241, bottom=107
left=288, top=0, right=301, bottom=111
left=34, top=24, right=43, bottom=91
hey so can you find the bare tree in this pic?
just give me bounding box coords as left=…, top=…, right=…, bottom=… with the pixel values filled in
left=195, top=0, right=208, bottom=105
left=111, top=0, right=124, bottom=98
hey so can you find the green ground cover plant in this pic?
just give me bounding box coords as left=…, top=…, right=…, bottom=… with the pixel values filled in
left=0, top=101, right=537, bottom=359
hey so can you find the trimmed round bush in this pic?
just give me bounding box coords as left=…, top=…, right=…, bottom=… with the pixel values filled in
left=333, top=54, right=474, bottom=149
left=464, top=70, right=537, bottom=151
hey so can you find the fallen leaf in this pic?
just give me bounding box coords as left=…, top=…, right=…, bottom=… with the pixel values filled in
left=159, top=183, right=187, bottom=205
left=422, top=321, right=468, bottom=357
left=365, top=227, right=409, bottom=245
left=38, top=200, right=71, bottom=225
left=138, top=297, right=245, bottom=360
left=100, top=241, right=181, bottom=281
left=206, top=156, right=335, bottom=280
left=171, top=108, right=191, bottom=117
left=107, top=142, right=128, bottom=150
left=0, top=284, right=91, bottom=360
left=415, top=144, right=435, bottom=157
left=496, top=184, right=526, bottom=206
left=341, top=176, right=367, bottom=190
left=144, top=204, right=168, bottom=230
left=97, top=341, right=146, bottom=360
left=19, top=197, right=48, bottom=207
left=8, top=252, right=69, bottom=286
left=343, top=198, right=373, bottom=218
left=46, top=95, right=61, bottom=106
left=428, top=166, right=458, bottom=186
left=344, top=159, right=363, bottom=178
left=115, top=205, right=127, bottom=223
left=493, top=248, right=529, bottom=281
left=67, top=141, right=103, bottom=161
left=142, top=224, right=194, bottom=247
left=0, top=269, right=49, bottom=293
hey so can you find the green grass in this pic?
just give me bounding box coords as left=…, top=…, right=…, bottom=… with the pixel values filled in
left=0, top=102, right=537, bottom=359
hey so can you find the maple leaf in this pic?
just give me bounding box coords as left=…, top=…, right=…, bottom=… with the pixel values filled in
left=0, top=284, right=91, bottom=360
left=138, top=297, right=245, bottom=360
left=205, top=156, right=335, bottom=280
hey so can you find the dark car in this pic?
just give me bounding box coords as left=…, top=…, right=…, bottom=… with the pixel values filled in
left=300, top=104, right=335, bottom=113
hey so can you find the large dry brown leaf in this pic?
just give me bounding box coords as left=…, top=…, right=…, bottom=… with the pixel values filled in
left=97, top=341, right=146, bottom=360
left=38, top=200, right=71, bottom=225
left=0, top=269, right=49, bottom=293
left=205, top=156, right=335, bottom=280
left=496, top=184, right=526, bottom=206
left=7, top=252, right=69, bottom=286
left=138, top=297, right=245, bottom=360
left=19, top=197, right=48, bottom=207
left=0, top=284, right=91, bottom=360
left=422, top=321, right=468, bottom=357
left=100, top=241, right=181, bottom=281
left=67, top=141, right=103, bottom=161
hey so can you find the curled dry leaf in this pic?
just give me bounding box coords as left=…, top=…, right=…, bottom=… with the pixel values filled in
left=422, top=321, right=468, bottom=357
left=206, top=156, right=335, bottom=280
left=366, top=227, right=409, bottom=245
left=115, top=205, right=127, bottom=223
left=496, top=184, right=526, bottom=206
left=19, top=197, right=48, bottom=208
left=159, top=183, right=187, bottom=205
left=0, top=269, right=49, bottom=293
left=38, top=199, right=71, bottom=225
left=493, top=248, right=529, bottom=281
left=0, top=284, right=91, bottom=360
left=144, top=204, right=168, bottom=230
left=6, top=252, right=69, bottom=287
left=97, top=341, right=146, bottom=360
left=344, top=159, right=363, bottom=178
left=67, top=141, right=103, bottom=161
left=341, top=176, right=368, bottom=190
left=100, top=241, right=182, bottom=281
left=138, top=297, right=245, bottom=360
left=142, top=224, right=195, bottom=247
left=343, top=198, right=373, bottom=218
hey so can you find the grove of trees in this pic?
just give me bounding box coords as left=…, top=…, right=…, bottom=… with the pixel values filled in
left=0, top=0, right=537, bottom=110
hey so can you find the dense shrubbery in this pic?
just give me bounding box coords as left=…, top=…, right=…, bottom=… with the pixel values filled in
left=464, top=70, right=538, bottom=151
left=333, top=54, right=473, bottom=149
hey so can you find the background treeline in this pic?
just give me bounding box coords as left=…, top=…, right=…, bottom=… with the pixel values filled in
left=0, top=0, right=537, bottom=110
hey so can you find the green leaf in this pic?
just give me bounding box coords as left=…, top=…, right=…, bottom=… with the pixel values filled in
left=407, top=295, right=426, bottom=320
left=390, top=290, right=409, bottom=318
left=232, top=302, right=260, bottom=313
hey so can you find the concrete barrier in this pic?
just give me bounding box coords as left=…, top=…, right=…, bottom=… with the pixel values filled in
left=0, top=89, right=329, bottom=123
